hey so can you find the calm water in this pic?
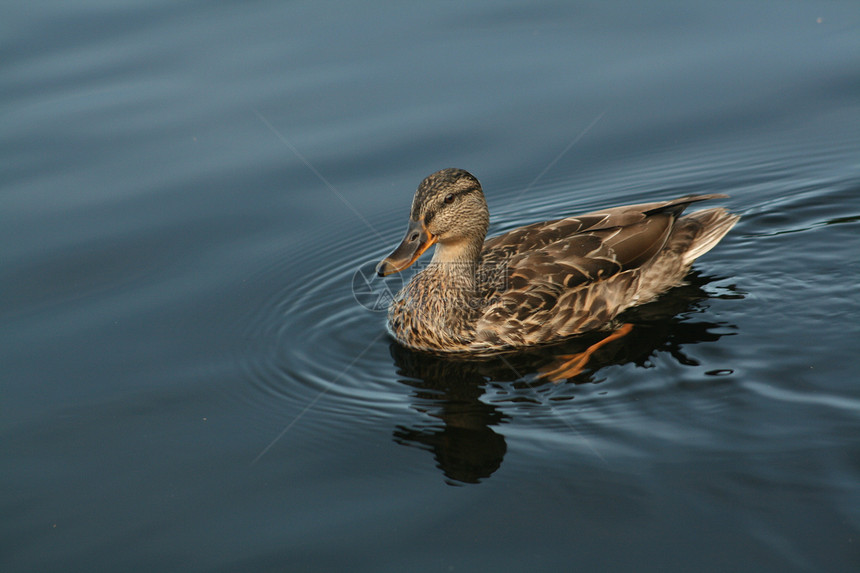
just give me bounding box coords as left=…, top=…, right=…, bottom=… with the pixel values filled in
left=3, top=1, right=860, bottom=571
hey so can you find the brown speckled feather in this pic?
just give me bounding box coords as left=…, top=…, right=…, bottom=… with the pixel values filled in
left=470, top=195, right=733, bottom=350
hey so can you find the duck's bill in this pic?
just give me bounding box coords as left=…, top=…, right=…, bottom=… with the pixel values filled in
left=376, top=220, right=437, bottom=277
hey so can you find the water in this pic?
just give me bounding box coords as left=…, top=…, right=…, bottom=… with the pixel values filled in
left=3, top=1, right=860, bottom=571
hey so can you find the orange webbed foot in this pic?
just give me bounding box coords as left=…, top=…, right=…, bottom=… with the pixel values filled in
left=538, top=323, right=634, bottom=382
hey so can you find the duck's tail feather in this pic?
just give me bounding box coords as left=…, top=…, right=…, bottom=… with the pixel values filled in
left=680, top=208, right=740, bottom=265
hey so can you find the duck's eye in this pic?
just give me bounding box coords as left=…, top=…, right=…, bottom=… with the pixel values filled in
left=444, top=193, right=455, bottom=204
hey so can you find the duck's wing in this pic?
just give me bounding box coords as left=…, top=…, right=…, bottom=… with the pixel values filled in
left=473, top=194, right=728, bottom=347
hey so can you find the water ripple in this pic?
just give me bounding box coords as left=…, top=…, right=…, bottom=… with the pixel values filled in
left=235, top=177, right=748, bottom=470
left=744, top=381, right=860, bottom=415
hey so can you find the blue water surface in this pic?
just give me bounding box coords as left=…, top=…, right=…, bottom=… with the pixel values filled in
left=3, top=1, right=860, bottom=571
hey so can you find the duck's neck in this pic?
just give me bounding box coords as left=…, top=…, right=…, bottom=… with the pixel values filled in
left=427, top=238, right=483, bottom=292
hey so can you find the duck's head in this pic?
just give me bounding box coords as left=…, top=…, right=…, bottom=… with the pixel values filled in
left=376, top=168, right=489, bottom=277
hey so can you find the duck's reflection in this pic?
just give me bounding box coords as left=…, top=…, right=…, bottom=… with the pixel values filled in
left=389, top=272, right=742, bottom=485
left=391, top=353, right=507, bottom=485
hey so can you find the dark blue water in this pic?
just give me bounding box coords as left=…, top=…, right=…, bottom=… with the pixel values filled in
left=3, top=1, right=860, bottom=571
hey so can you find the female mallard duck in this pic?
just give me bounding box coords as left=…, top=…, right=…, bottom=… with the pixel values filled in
left=377, top=168, right=738, bottom=359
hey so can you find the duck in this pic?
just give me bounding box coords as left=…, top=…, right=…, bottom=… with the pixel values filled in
left=376, top=168, right=739, bottom=364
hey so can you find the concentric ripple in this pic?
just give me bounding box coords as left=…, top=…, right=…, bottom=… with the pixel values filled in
left=237, top=222, right=407, bottom=433
left=234, top=174, right=753, bottom=454
left=229, top=153, right=860, bottom=481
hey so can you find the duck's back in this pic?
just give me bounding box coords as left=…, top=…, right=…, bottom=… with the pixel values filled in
left=471, top=195, right=738, bottom=349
